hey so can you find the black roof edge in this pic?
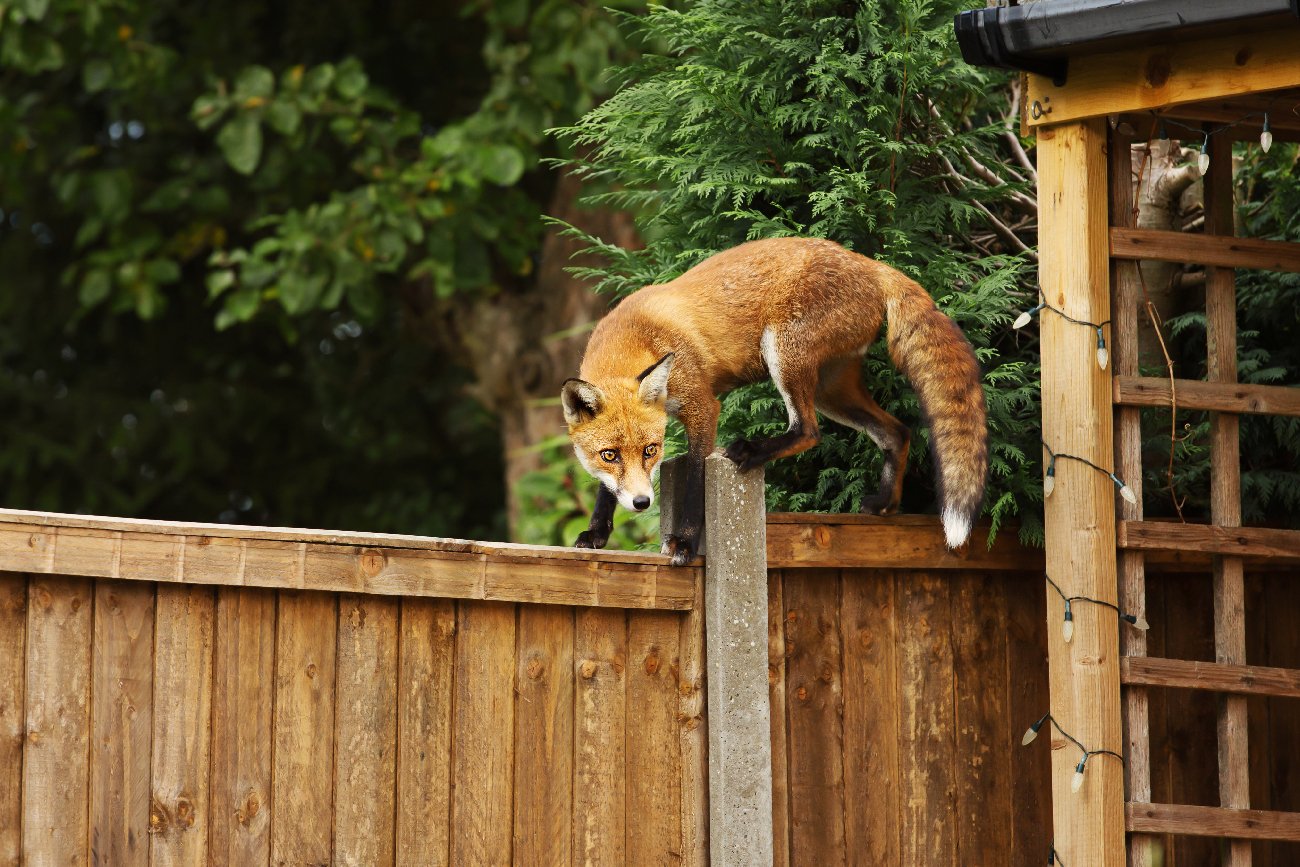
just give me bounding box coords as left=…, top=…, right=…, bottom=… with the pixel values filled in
left=955, top=0, right=1300, bottom=86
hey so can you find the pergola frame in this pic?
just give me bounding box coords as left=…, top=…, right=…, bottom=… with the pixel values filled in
left=1028, top=25, right=1300, bottom=867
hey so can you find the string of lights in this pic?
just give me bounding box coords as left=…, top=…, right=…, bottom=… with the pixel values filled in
left=1021, top=713, right=1125, bottom=794
left=1044, top=573, right=1150, bottom=643
left=1013, top=297, right=1112, bottom=369
left=1041, top=440, right=1137, bottom=505
left=1154, top=110, right=1277, bottom=174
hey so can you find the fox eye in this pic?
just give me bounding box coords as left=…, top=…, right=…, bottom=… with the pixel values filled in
left=599, top=449, right=619, bottom=463
left=643, top=444, right=659, bottom=459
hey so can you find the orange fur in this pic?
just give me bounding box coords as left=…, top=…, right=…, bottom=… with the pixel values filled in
left=563, top=237, right=989, bottom=563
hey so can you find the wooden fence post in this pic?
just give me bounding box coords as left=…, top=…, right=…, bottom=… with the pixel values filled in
left=662, top=454, right=774, bottom=867
left=1037, top=117, right=1127, bottom=867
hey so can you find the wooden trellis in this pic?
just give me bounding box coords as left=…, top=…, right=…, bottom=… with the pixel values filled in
left=1031, top=27, right=1300, bottom=866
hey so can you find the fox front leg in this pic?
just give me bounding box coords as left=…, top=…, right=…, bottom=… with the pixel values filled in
left=662, top=450, right=706, bottom=567
left=574, top=484, right=617, bottom=550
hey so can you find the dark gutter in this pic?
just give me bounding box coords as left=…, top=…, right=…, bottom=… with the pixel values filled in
left=955, top=0, right=1300, bottom=85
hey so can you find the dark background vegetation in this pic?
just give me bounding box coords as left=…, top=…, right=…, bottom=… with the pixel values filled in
left=2, top=0, right=1297, bottom=545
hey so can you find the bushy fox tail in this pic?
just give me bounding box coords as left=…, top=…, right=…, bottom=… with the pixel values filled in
left=885, top=285, right=989, bottom=548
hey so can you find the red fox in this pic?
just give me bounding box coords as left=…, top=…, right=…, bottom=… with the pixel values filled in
left=561, top=237, right=988, bottom=566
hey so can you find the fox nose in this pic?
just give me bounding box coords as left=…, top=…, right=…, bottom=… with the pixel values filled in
left=632, top=495, right=651, bottom=511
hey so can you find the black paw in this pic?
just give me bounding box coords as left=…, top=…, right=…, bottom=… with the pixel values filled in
left=662, top=534, right=696, bottom=567
left=723, top=438, right=764, bottom=472
left=574, top=529, right=610, bottom=550
left=860, top=494, right=899, bottom=516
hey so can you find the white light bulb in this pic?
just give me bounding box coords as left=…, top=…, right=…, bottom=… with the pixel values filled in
left=1120, top=484, right=1138, bottom=505
left=1044, top=472, right=1055, bottom=498
left=1013, top=310, right=1033, bottom=330
left=1097, top=345, right=1109, bottom=370
left=1198, top=151, right=1211, bottom=175
left=1072, top=767, right=1086, bottom=793
left=1062, top=616, right=1074, bottom=643
left=1133, top=615, right=1150, bottom=631
left=1261, top=129, right=1274, bottom=154
left=1022, top=726, right=1039, bottom=746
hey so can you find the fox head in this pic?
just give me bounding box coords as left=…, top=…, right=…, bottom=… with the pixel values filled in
left=561, top=353, right=674, bottom=513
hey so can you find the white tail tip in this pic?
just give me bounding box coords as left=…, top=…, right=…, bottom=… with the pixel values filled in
left=942, top=507, right=972, bottom=549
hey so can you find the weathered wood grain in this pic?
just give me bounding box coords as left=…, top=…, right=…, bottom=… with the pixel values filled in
left=208, top=587, right=275, bottom=867
left=767, top=572, right=790, bottom=867
left=395, top=598, right=455, bottom=866
left=782, top=569, right=846, bottom=864
left=953, top=573, right=1012, bottom=867
left=512, top=605, right=574, bottom=866
left=0, top=575, right=27, bottom=866
left=1005, top=572, right=1052, bottom=867
left=1114, top=376, right=1300, bottom=418
left=270, top=591, right=337, bottom=866
left=898, top=572, right=957, bottom=866
left=90, top=580, right=156, bottom=866
left=1127, top=803, right=1300, bottom=842
left=1110, top=227, right=1300, bottom=274
left=449, top=601, right=516, bottom=866
left=765, top=515, right=1036, bottom=571
left=23, top=576, right=93, bottom=865
left=573, top=607, right=627, bottom=867
left=333, top=595, right=399, bottom=867
left=678, top=568, right=708, bottom=867
left=840, top=570, right=900, bottom=866
left=1026, top=28, right=1300, bottom=127
left=150, top=584, right=215, bottom=867
left=626, top=610, right=683, bottom=864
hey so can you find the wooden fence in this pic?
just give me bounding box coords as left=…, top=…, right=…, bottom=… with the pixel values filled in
left=0, top=510, right=705, bottom=867
left=3, top=506, right=1298, bottom=865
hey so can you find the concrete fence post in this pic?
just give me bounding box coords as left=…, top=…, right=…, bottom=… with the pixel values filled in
left=661, top=454, right=774, bottom=867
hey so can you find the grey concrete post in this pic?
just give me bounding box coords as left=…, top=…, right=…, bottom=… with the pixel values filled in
left=663, top=453, right=773, bottom=866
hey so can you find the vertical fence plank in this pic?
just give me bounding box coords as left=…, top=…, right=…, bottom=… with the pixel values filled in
left=679, top=568, right=708, bottom=867
left=450, top=600, right=515, bottom=866
left=767, top=571, right=791, bottom=867
left=783, top=568, right=846, bottom=865
left=898, top=572, right=956, bottom=866
left=150, top=584, right=216, bottom=867
left=333, top=595, right=399, bottom=867
left=209, top=587, right=276, bottom=867
left=626, top=610, right=683, bottom=864
left=90, top=580, right=156, bottom=865
left=0, top=575, right=27, bottom=866
left=573, top=607, right=627, bottom=867
left=395, top=598, right=455, bottom=866
left=270, top=591, right=337, bottom=867
left=513, top=605, right=574, bottom=866
left=23, top=576, right=93, bottom=865
left=1205, top=126, right=1252, bottom=867
left=952, top=572, right=1012, bottom=867
left=841, top=569, right=900, bottom=866
left=1006, top=572, right=1051, bottom=866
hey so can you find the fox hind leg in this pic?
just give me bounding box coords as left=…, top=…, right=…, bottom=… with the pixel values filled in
left=815, top=357, right=910, bottom=515
left=724, top=327, right=821, bottom=471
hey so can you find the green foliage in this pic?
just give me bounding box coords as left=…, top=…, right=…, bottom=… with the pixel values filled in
left=1155, top=143, right=1300, bottom=527
left=555, top=0, right=1044, bottom=543
left=0, top=0, right=638, bottom=535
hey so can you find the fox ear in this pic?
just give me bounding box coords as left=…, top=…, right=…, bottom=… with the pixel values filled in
left=561, top=378, right=605, bottom=425
left=636, top=353, right=675, bottom=405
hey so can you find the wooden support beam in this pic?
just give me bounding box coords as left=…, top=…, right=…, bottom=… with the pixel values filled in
left=1122, top=657, right=1300, bottom=700
left=1109, top=124, right=1157, bottom=867
left=1126, top=804, right=1300, bottom=843
left=1206, top=128, right=1251, bottom=867
left=1038, top=117, right=1126, bottom=867
left=1025, top=28, right=1300, bottom=128
left=1118, top=521, right=1300, bottom=562
left=764, top=514, right=1036, bottom=571
left=1114, top=376, right=1300, bottom=417
left=1110, top=227, right=1300, bottom=274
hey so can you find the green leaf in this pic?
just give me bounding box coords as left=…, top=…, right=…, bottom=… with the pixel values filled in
left=477, top=145, right=526, bottom=186
left=206, top=269, right=236, bottom=298
left=234, top=65, right=275, bottom=100
left=22, top=0, right=50, bottom=21
left=266, top=101, right=302, bottom=136
left=191, top=94, right=227, bottom=130
left=334, top=61, right=368, bottom=100
left=276, top=271, right=326, bottom=314
left=82, top=59, right=113, bottom=93
left=79, top=269, right=112, bottom=306
left=217, top=114, right=263, bottom=175
left=303, top=63, right=335, bottom=94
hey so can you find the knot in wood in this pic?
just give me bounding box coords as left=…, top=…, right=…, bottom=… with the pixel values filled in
left=813, top=526, right=832, bottom=547
left=236, top=790, right=261, bottom=826
left=149, top=797, right=168, bottom=834
left=643, top=652, right=660, bottom=675
left=306, top=663, right=319, bottom=679
left=526, top=656, right=545, bottom=680
left=176, top=796, right=196, bottom=828
left=579, top=659, right=598, bottom=679
left=360, top=550, right=386, bottom=577
left=796, top=685, right=808, bottom=702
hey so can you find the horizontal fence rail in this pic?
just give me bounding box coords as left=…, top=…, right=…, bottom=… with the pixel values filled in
left=1110, top=227, right=1300, bottom=274
left=1113, top=376, right=1300, bottom=417
left=0, top=508, right=697, bottom=610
